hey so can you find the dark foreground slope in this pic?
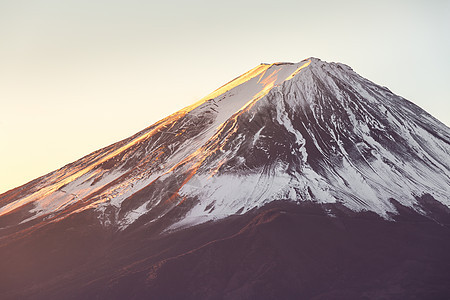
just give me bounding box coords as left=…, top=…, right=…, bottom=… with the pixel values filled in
left=1, top=200, right=450, bottom=300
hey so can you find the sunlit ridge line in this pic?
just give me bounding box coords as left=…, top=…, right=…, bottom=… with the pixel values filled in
left=0, top=60, right=313, bottom=219
left=178, top=64, right=271, bottom=114
left=179, top=61, right=312, bottom=172
left=0, top=116, right=184, bottom=217
left=172, top=60, right=314, bottom=189
left=286, top=60, right=311, bottom=81
left=236, top=60, right=312, bottom=116
left=256, top=63, right=276, bottom=84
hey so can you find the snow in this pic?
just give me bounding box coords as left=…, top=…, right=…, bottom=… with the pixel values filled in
left=170, top=166, right=295, bottom=230
left=168, top=58, right=450, bottom=228
left=2, top=57, right=449, bottom=232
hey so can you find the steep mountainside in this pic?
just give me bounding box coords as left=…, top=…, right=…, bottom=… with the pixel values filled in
left=1, top=58, right=449, bottom=299
left=1, top=58, right=448, bottom=232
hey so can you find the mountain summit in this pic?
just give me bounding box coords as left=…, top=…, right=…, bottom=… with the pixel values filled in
left=1, top=58, right=450, bottom=299
left=1, top=58, right=448, bottom=230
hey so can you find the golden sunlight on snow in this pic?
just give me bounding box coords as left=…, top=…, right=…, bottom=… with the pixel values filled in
left=179, top=64, right=271, bottom=114
left=286, top=59, right=311, bottom=81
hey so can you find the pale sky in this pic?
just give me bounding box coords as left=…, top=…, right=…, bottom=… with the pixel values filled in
left=1, top=0, right=449, bottom=194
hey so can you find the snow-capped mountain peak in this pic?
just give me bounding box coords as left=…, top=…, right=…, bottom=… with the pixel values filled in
left=1, top=58, right=449, bottom=232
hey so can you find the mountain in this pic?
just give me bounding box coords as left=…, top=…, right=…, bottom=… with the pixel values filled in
left=1, top=58, right=450, bottom=299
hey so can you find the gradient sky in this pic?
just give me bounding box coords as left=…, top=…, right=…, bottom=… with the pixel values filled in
left=1, top=0, right=449, bottom=194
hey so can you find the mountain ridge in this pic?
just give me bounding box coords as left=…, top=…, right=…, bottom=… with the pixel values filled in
left=0, top=58, right=450, bottom=230
left=1, top=57, right=450, bottom=299
left=1, top=57, right=449, bottom=234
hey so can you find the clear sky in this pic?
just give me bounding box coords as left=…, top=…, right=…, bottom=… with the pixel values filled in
left=1, top=0, right=449, bottom=194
